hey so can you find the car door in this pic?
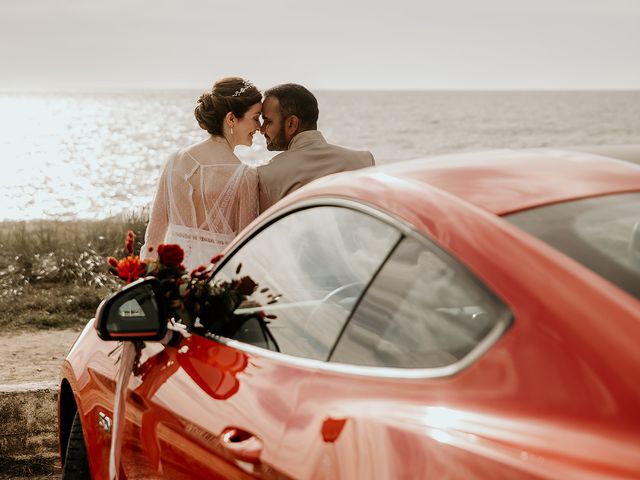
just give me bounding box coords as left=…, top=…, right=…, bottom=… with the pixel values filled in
left=273, top=234, right=513, bottom=479
left=119, top=204, right=402, bottom=479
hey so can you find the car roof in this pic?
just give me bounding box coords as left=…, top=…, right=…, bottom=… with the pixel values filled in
left=557, top=144, right=640, bottom=166
left=363, top=148, right=640, bottom=216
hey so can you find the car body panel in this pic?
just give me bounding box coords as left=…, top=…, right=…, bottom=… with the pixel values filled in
left=62, top=323, right=317, bottom=479
left=559, top=144, right=640, bottom=166
left=60, top=148, right=640, bottom=479
left=264, top=172, right=640, bottom=477
left=280, top=148, right=640, bottom=217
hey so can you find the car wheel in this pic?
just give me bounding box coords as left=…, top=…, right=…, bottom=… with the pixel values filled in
left=62, top=411, right=91, bottom=480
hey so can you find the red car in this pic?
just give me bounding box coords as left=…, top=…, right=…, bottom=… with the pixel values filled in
left=59, top=147, right=640, bottom=479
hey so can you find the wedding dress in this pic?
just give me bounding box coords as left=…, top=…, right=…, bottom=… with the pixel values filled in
left=142, top=137, right=259, bottom=270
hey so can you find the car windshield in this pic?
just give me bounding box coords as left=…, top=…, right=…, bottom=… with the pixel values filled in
left=505, top=192, right=640, bottom=300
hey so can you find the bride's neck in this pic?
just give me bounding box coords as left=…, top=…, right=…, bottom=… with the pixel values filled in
left=210, top=134, right=234, bottom=150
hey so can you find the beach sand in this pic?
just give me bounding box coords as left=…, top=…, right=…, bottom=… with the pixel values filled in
left=0, top=329, right=81, bottom=385
left=0, top=330, right=76, bottom=478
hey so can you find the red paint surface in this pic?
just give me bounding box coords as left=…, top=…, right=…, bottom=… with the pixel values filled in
left=61, top=150, right=640, bottom=479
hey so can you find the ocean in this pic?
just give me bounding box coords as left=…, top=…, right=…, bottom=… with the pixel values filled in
left=1, top=90, right=639, bottom=221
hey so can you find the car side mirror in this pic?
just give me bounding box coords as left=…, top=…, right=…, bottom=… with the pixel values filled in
left=95, top=277, right=168, bottom=341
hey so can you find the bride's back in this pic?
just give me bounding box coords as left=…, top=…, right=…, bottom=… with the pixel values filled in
left=167, top=137, right=257, bottom=236
left=142, top=77, right=262, bottom=269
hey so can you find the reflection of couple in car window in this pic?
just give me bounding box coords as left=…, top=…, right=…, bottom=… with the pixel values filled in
left=217, top=206, right=399, bottom=361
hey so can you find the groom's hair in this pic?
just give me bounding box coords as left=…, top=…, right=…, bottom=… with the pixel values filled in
left=264, top=84, right=319, bottom=130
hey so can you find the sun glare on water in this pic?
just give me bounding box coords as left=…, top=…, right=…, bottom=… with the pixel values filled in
left=0, top=92, right=269, bottom=221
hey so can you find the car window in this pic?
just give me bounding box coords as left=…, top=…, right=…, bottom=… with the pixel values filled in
left=216, top=206, right=401, bottom=360
left=505, top=192, right=640, bottom=300
left=329, top=236, right=512, bottom=369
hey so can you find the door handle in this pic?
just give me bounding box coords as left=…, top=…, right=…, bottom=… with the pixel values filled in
left=220, top=427, right=263, bottom=464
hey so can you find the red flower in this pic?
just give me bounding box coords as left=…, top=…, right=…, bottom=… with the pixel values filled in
left=116, top=256, right=147, bottom=283
left=210, top=253, right=224, bottom=264
left=157, top=244, right=185, bottom=267
left=191, top=265, right=206, bottom=277
left=125, top=230, right=135, bottom=255
left=107, top=256, right=118, bottom=268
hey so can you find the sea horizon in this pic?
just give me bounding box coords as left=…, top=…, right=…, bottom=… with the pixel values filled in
left=2, top=89, right=639, bottom=221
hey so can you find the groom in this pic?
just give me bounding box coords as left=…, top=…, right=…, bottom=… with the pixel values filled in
left=257, top=84, right=375, bottom=213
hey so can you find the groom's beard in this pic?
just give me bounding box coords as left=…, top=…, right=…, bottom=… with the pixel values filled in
left=265, top=127, right=288, bottom=151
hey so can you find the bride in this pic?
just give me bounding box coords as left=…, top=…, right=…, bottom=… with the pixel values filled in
left=142, top=77, right=262, bottom=269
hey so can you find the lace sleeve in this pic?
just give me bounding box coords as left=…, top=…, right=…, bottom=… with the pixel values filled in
left=237, top=167, right=259, bottom=233
left=141, top=156, right=171, bottom=260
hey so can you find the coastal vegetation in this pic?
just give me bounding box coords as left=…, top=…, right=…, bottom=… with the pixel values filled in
left=0, top=213, right=147, bottom=332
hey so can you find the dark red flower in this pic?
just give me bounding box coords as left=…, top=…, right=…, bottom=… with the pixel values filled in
left=235, top=276, right=257, bottom=296
left=157, top=244, right=184, bottom=267
left=107, top=256, right=118, bottom=268
left=116, top=256, right=146, bottom=283
left=210, top=253, right=224, bottom=264
left=125, top=230, right=135, bottom=255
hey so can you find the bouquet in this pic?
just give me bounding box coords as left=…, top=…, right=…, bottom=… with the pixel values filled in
left=107, top=231, right=277, bottom=338
left=105, top=231, right=281, bottom=480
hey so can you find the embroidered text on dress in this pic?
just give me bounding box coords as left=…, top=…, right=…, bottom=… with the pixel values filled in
left=174, top=231, right=227, bottom=245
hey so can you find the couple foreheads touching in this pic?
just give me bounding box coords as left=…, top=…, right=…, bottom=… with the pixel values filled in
left=141, top=77, right=375, bottom=269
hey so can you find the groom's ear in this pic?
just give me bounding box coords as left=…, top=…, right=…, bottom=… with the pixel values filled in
left=285, top=115, right=300, bottom=136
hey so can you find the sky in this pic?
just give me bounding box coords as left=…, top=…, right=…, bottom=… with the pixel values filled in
left=1, top=0, right=639, bottom=91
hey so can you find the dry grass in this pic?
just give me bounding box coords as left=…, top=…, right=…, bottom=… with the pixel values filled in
left=0, top=212, right=148, bottom=332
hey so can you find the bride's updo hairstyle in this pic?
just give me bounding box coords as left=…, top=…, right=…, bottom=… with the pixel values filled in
left=194, top=77, right=262, bottom=136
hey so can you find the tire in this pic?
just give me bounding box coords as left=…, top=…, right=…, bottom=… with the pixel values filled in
left=62, top=411, right=91, bottom=479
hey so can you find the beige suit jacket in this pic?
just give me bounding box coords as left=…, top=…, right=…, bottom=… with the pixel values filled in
left=257, top=130, right=374, bottom=213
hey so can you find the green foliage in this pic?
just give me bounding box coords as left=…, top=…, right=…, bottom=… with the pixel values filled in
left=0, top=213, right=148, bottom=331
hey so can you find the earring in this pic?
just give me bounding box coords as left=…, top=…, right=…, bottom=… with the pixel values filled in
left=230, top=127, right=234, bottom=135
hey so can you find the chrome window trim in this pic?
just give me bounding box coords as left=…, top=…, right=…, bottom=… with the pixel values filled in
left=212, top=196, right=513, bottom=379
left=214, top=315, right=510, bottom=379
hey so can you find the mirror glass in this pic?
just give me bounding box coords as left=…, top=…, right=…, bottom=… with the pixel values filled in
left=106, top=283, right=162, bottom=336
left=118, top=299, right=146, bottom=318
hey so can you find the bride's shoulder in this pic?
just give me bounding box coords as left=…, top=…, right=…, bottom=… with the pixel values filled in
left=240, top=163, right=259, bottom=181
left=240, top=163, right=258, bottom=173
left=179, top=139, right=207, bottom=158
left=175, top=138, right=214, bottom=158
left=168, top=145, right=190, bottom=161
left=158, top=148, right=182, bottom=170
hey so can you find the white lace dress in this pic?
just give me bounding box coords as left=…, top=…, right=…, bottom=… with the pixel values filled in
left=141, top=137, right=259, bottom=270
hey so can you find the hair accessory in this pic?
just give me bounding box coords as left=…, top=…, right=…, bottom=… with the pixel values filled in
left=232, top=79, right=254, bottom=97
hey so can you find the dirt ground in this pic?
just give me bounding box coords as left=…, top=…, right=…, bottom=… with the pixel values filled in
left=0, top=329, right=82, bottom=385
